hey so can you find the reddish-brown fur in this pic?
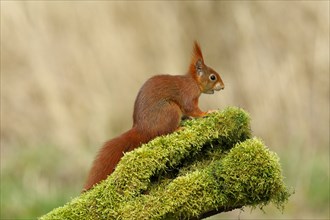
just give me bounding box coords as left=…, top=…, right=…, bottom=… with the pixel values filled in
left=83, top=41, right=224, bottom=191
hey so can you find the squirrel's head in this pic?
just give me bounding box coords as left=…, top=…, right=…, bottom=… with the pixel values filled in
left=188, top=41, right=224, bottom=94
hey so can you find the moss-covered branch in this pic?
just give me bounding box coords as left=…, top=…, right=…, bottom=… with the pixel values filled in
left=41, top=107, right=290, bottom=219
left=116, top=138, right=290, bottom=219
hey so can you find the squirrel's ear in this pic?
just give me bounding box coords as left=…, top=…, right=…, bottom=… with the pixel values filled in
left=189, top=41, right=204, bottom=76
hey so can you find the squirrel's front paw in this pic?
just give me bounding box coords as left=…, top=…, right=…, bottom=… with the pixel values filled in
left=206, top=109, right=219, bottom=114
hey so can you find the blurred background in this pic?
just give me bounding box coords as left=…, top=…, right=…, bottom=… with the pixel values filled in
left=1, top=1, right=329, bottom=219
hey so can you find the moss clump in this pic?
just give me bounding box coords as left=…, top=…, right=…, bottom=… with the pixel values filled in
left=40, top=107, right=290, bottom=220
left=116, top=138, right=290, bottom=219
left=213, top=138, right=291, bottom=210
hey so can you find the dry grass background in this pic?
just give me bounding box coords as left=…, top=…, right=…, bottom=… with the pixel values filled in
left=1, top=1, right=329, bottom=219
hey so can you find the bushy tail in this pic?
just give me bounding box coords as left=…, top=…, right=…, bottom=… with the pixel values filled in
left=83, top=127, right=148, bottom=191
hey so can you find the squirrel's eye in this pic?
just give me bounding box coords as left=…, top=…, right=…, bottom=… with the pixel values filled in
left=209, top=74, right=217, bottom=81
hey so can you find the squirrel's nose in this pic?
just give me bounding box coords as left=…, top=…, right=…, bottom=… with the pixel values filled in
left=214, top=82, right=225, bottom=91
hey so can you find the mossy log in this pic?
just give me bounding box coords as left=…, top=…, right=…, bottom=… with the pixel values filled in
left=40, top=107, right=290, bottom=219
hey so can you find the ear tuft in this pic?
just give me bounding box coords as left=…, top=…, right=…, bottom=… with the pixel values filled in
left=188, top=41, right=204, bottom=77
left=193, top=41, right=203, bottom=61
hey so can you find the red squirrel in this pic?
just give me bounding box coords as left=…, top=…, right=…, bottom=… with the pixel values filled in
left=83, top=41, right=224, bottom=191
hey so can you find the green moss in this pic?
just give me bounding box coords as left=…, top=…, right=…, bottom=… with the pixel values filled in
left=212, top=138, right=291, bottom=210
left=116, top=138, right=290, bottom=219
left=40, top=107, right=290, bottom=220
